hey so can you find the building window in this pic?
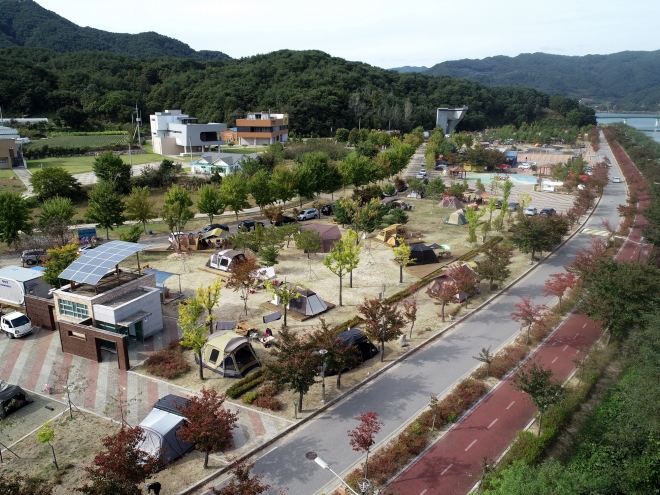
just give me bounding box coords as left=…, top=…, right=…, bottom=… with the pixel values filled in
left=95, top=321, right=116, bottom=333
left=58, top=299, right=89, bottom=319
left=68, top=330, right=87, bottom=341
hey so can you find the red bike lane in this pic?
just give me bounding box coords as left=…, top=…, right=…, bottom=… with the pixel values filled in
left=388, top=313, right=603, bottom=495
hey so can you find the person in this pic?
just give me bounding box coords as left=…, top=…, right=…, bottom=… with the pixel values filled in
left=260, top=328, right=274, bottom=347
left=146, top=482, right=161, bottom=495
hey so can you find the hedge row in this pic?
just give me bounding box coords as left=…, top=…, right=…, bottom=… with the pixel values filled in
left=226, top=368, right=266, bottom=399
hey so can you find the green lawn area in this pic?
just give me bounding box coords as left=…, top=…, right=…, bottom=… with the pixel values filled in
left=0, top=169, right=26, bottom=195
left=27, top=152, right=187, bottom=174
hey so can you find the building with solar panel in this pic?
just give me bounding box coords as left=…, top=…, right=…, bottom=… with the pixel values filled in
left=50, top=241, right=164, bottom=343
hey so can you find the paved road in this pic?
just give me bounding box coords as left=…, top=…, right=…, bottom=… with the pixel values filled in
left=196, top=136, right=625, bottom=494
left=388, top=313, right=603, bottom=495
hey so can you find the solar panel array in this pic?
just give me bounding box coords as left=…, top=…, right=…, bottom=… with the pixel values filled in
left=58, top=241, right=145, bottom=285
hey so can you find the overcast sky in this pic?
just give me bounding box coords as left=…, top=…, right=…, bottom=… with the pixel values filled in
left=37, top=0, right=660, bottom=68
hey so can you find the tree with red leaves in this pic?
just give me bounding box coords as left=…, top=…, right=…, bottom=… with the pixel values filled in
left=448, top=264, right=480, bottom=308
left=77, top=427, right=159, bottom=495
left=511, top=296, right=547, bottom=344
left=307, top=318, right=360, bottom=388
left=428, top=274, right=460, bottom=323
left=177, top=388, right=239, bottom=468
left=566, top=236, right=608, bottom=278
left=348, top=411, right=383, bottom=479
left=542, top=273, right=578, bottom=310
left=357, top=298, right=406, bottom=362
left=401, top=298, right=418, bottom=339
left=211, top=460, right=286, bottom=495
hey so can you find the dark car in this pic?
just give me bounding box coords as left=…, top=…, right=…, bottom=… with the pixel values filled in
left=494, top=199, right=503, bottom=209
left=198, top=224, right=229, bottom=234
left=507, top=202, right=520, bottom=211
left=321, top=204, right=335, bottom=216
left=539, top=207, right=557, bottom=217
left=238, top=220, right=265, bottom=231
left=271, top=215, right=297, bottom=227
left=20, top=248, right=48, bottom=266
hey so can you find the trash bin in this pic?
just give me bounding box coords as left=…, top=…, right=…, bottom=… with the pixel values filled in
left=147, top=230, right=153, bottom=235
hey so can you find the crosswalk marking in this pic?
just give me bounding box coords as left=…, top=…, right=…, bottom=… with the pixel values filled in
left=581, top=228, right=611, bottom=237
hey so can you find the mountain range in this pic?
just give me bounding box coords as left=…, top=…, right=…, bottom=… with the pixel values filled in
left=0, top=0, right=230, bottom=61
left=391, top=51, right=660, bottom=111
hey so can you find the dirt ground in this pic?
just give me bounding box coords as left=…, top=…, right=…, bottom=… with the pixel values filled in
left=132, top=187, right=581, bottom=421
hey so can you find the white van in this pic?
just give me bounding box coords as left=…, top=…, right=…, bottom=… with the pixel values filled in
left=1, top=312, right=33, bottom=339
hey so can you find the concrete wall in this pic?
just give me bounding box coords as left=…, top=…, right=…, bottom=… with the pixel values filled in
left=24, top=295, right=56, bottom=331
left=58, top=319, right=130, bottom=370
left=152, top=136, right=182, bottom=155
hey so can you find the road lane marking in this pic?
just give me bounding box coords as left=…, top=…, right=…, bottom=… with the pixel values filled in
left=582, top=323, right=587, bottom=328
left=574, top=333, right=579, bottom=339
left=506, top=401, right=515, bottom=410
left=562, top=345, right=569, bottom=352
left=441, top=464, right=453, bottom=475
left=487, top=418, right=498, bottom=429
left=552, top=357, right=558, bottom=364
left=420, top=491, right=427, bottom=495
left=465, top=440, right=477, bottom=451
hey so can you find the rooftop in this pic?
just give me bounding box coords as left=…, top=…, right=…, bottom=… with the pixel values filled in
left=64, top=270, right=143, bottom=298
left=100, top=288, right=152, bottom=308
left=0, top=265, right=44, bottom=283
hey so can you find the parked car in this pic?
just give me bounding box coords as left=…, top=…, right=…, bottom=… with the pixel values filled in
left=507, top=202, right=520, bottom=211
left=612, top=177, right=621, bottom=183
left=419, top=168, right=427, bottom=176
left=415, top=173, right=426, bottom=179
left=271, top=215, right=297, bottom=227
left=494, top=199, right=503, bottom=209
left=198, top=224, right=229, bottom=234
left=238, top=220, right=265, bottom=231
left=539, top=207, right=556, bottom=217
left=321, top=204, right=335, bottom=216
left=297, top=209, right=319, bottom=221
left=1, top=312, right=33, bottom=339
left=524, top=206, right=538, bottom=216
left=518, top=162, right=531, bottom=170
left=20, top=248, right=48, bottom=266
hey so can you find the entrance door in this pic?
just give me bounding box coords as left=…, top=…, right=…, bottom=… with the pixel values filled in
left=134, top=320, right=144, bottom=343
left=98, top=339, right=117, bottom=352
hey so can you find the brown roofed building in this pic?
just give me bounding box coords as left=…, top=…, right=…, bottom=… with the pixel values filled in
left=236, top=111, right=289, bottom=147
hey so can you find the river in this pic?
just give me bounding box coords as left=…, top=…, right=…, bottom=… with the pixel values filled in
left=597, top=113, right=660, bottom=144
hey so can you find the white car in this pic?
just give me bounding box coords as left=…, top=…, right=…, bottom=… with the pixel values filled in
left=518, top=163, right=531, bottom=170
left=1, top=312, right=33, bottom=339
left=297, top=208, right=319, bottom=221
left=612, top=177, right=621, bottom=183
left=419, top=169, right=427, bottom=176
left=524, top=206, right=538, bottom=216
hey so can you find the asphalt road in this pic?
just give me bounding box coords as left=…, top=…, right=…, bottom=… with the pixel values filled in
left=201, top=134, right=624, bottom=495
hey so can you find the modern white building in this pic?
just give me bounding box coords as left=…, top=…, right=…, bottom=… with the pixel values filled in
left=149, top=110, right=227, bottom=156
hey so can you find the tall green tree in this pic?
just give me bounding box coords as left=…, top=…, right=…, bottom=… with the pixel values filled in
left=39, top=196, right=76, bottom=246
left=219, top=172, right=250, bottom=221
left=464, top=207, right=485, bottom=244
left=0, top=192, right=31, bottom=246
left=270, top=165, right=296, bottom=206
left=124, top=186, right=156, bottom=233
left=197, top=184, right=225, bottom=223
left=249, top=169, right=274, bottom=215
left=323, top=230, right=360, bottom=305
left=179, top=296, right=207, bottom=380
left=512, top=362, right=564, bottom=436
left=196, top=279, right=222, bottom=335
left=162, top=184, right=194, bottom=240
left=475, top=241, right=514, bottom=291
left=92, top=151, right=132, bottom=193
left=43, top=243, right=79, bottom=288
left=30, top=167, right=83, bottom=201
left=392, top=240, right=413, bottom=284
left=86, top=181, right=126, bottom=240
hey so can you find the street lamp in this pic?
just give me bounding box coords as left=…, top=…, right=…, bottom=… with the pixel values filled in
left=312, top=349, right=328, bottom=403
left=307, top=452, right=361, bottom=495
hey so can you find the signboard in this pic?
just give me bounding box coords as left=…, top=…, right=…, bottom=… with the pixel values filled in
left=77, top=228, right=97, bottom=241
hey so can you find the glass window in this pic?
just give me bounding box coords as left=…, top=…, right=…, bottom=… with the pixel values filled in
left=58, top=299, right=89, bottom=319
left=95, top=321, right=116, bottom=333
left=209, top=349, right=220, bottom=364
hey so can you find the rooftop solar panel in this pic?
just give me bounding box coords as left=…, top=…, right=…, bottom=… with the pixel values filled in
left=58, top=241, right=146, bottom=285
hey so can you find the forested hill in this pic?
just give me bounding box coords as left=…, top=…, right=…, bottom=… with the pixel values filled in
left=0, top=47, right=595, bottom=135
left=0, top=0, right=230, bottom=61
left=410, top=50, right=660, bottom=111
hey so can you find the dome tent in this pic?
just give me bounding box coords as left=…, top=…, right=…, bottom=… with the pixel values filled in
left=272, top=284, right=329, bottom=317
left=440, top=196, right=464, bottom=209
left=137, top=408, right=194, bottom=467
left=198, top=331, right=261, bottom=378
left=444, top=209, right=468, bottom=226
left=410, top=244, right=439, bottom=265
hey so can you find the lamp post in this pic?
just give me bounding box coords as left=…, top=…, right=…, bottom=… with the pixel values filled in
left=312, top=349, right=328, bottom=403
left=306, top=452, right=361, bottom=495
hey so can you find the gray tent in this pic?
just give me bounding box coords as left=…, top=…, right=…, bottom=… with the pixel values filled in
left=137, top=408, right=194, bottom=467
left=199, top=331, right=261, bottom=378
left=273, top=284, right=329, bottom=317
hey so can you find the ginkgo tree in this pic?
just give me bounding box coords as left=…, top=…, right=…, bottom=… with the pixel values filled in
left=196, top=279, right=223, bottom=335
left=323, top=230, right=360, bottom=306
left=392, top=239, right=413, bottom=284
left=179, top=296, right=207, bottom=380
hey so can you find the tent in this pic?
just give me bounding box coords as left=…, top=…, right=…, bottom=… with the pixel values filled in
left=201, top=228, right=231, bottom=240
left=153, top=394, right=191, bottom=416
left=333, top=328, right=379, bottom=365
left=376, top=224, right=405, bottom=243
left=440, top=196, right=464, bottom=209
left=407, top=191, right=424, bottom=199
left=0, top=383, right=32, bottom=419
left=410, top=244, right=439, bottom=265
left=300, top=224, right=342, bottom=253
left=199, top=331, right=261, bottom=378
left=444, top=209, right=468, bottom=226
left=208, top=249, right=246, bottom=272
left=273, top=284, right=329, bottom=317
left=137, top=408, right=195, bottom=467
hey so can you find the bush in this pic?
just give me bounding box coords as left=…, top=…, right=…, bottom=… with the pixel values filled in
left=226, top=369, right=266, bottom=399
left=144, top=340, right=189, bottom=379
left=242, top=391, right=258, bottom=404
left=489, top=343, right=529, bottom=379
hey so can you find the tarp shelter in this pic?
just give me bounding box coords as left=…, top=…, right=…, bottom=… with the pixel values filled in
left=445, top=209, right=468, bottom=226
left=199, top=331, right=261, bottom=378
left=137, top=408, right=194, bottom=467
left=334, top=328, right=379, bottom=364
left=143, top=268, right=182, bottom=298
left=300, top=224, right=341, bottom=253
left=410, top=244, right=439, bottom=265
left=376, top=224, right=405, bottom=243
left=0, top=383, right=32, bottom=419
left=273, top=284, right=329, bottom=317
left=440, top=196, right=464, bottom=209
left=208, top=249, right=246, bottom=272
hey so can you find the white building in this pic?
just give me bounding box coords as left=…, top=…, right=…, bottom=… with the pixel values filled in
left=190, top=152, right=259, bottom=176
left=149, top=110, right=227, bottom=156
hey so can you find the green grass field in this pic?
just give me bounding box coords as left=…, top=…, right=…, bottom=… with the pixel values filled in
left=26, top=152, right=186, bottom=174
left=26, top=134, right=127, bottom=149
left=0, top=170, right=26, bottom=195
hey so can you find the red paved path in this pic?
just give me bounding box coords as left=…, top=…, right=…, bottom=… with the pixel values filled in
left=388, top=313, right=603, bottom=495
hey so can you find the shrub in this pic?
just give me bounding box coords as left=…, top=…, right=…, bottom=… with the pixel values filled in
left=144, top=340, right=189, bottom=379
left=253, top=395, right=282, bottom=411
left=489, top=343, right=529, bottom=379
left=242, top=391, right=258, bottom=404
left=226, top=369, right=266, bottom=399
